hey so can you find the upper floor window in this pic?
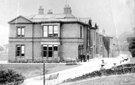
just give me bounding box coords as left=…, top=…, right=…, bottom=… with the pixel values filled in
left=80, top=26, right=83, bottom=38
left=16, top=45, right=25, bottom=57
left=43, top=25, right=59, bottom=37
left=17, top=27, right=25, bottom=37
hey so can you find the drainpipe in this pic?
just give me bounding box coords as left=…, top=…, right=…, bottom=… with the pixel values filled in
left=32, top=23, right=34, bottom=62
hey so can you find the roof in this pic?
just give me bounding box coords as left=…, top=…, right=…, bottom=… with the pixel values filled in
left=9, top=13, right=91, bottom=26
left=80, top=18, right=90, bottom=24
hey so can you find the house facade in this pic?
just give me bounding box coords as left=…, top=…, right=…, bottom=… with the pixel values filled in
left=8, top=5, right=115, bottom=63
left=8, top=6, right=97, bottom=62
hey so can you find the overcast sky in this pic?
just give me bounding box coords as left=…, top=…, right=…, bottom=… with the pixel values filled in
left=0, top=0, right=134, bottom=45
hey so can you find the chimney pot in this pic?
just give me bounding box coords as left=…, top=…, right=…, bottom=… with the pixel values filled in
left=47, top=9, right=53, bottom=14
left=64, top=5, right=72, bottom=14
left=38, top=6, right=44, bottom=14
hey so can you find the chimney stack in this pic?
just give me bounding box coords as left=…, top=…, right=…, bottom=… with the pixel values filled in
left=64, top=5, right=72, bottom=14
left=38, top=6, right=44, bottom=14
left=47, top=9, right=53, bottom=14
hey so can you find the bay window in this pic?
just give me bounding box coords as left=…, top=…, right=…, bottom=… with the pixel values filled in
left=43, top=25, right=59, bottom=37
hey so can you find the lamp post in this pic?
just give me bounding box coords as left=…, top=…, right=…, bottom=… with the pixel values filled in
left=43, top=61, right=45, bottom=85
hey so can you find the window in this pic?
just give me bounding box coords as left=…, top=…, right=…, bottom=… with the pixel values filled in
left=80, top=26, right=83, bottom=38
left=48, top=26, right=53, bottom=37
left=43, top=26, right=48, bottom=37
left=43, top=25, right=59, bottom=37
left=42, top=45, right=58, bottom=58
left=48, top=45, right=53, bottom=57
left=17, top=27, right=25, bottom=37
left=54, top=26, right=58, bottom=37
left=16, top=45, right=25, bottom=57
left=43, top=45, right=47, bottom=57
left=54, top=45, right=58, bottom=51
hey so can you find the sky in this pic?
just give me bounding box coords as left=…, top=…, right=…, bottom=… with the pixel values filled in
left=0, top=0, right=134, bottom=45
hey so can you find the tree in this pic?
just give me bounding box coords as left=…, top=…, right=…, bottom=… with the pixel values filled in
left=128, top=37, right=135, bottom=57
left=0, top=69, right=25, bottom=85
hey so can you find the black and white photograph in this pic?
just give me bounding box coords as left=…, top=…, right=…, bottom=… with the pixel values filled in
left=0, top=0, right=135, bottom=85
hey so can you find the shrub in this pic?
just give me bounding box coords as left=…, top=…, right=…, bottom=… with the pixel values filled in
left=64, top=63, right=135, bottom=83
left=0, top=69, right=25, bottom=85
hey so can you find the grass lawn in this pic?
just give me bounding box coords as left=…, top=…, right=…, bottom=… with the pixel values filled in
left=62, top=73, right=135, bottom=85
left=0, top=63, right=80, bottom=78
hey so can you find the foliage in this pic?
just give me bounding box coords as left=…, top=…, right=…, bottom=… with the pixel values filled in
left=103, top=37, right=110, bottom=54
left=128, top=37, right=135, bottom=57
left=8, top=59, right=61, bottom=63
left=64, top=64, right=135, bottom=83
left=0, top=69, right=25, bottom=85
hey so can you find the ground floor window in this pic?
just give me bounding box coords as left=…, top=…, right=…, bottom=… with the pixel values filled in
left=42, top=45, right=58, bottom=58
left=16, top=45, right=25, bottom=57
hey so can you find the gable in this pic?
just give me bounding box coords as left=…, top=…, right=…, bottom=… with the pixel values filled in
left=8, top=16, right=32, bottom=24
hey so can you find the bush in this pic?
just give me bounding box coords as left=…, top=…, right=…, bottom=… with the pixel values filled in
left=8, top=59, right=62, bottom=63
left=64, top=63, right=135, bottom=83
left=0, top=69, right=25, bottom=85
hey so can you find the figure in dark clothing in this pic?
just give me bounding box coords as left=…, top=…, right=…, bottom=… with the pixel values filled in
left=82, top=54, right=85, bottom=62
left=87, top=54, right=89, bottom=62
left=79, top=54, right=82, bottom=62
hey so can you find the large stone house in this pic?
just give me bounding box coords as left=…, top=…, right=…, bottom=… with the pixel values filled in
left=8, top=5, right=114, bottom=62
left=8, top=5, right=98, bottom=62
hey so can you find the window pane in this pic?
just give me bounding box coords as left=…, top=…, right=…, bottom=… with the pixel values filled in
left=54, top=26, right=58, bottom=37
left=54, top=26, right=58, bottom=33
left=48, top=26, right=53, bottom=37
left=21, top=45, right=25, bottom=54
left=16, top=51, right=20, bottom=56
left=49, top=26, right=53, bottom=34
left=43, top=51, right=47, bottom=57
left=17, top=46, right=21, bottom=51
left=43, top=46, right=47, bottom=50
left=21, top=28, right=25, bottom=35
left=48, top=46, right=52, bottom=50
left=54, top=45, right=58, bottom=51
left=17, top=28, right=21, bottom=35
left=43, top=26, right=48, bottom=37
left=80, top=26, right=82, bottom=38
left=43, top=45, right=47, bottom=57
left=48, top=51, right=53, bottom=57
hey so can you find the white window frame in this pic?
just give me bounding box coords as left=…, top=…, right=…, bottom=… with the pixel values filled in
left=16, top=45, right=25, bottom=57
left=42, top=24, right=59, bottom=37
left=17, top=27, right=25, bottom=37
left=42, top=44, right=59, bottom=58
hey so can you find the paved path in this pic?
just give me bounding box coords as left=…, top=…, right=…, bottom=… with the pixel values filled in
left=24, top=54, right=130, bottom=85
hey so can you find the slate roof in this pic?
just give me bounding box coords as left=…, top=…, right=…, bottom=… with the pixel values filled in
left=25, top=14, right=82, bottom=23
left=9, top=13, right=93, bottom=26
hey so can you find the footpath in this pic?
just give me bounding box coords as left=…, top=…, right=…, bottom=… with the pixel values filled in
left=24, top=54, right=130, bottom=85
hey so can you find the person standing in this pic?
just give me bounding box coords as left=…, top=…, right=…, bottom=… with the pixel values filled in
left=79, top=54, right=82, bottom=62
left=87, top=53, right=89, bottom=62
left=83, top=54, right=85, bottom=62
